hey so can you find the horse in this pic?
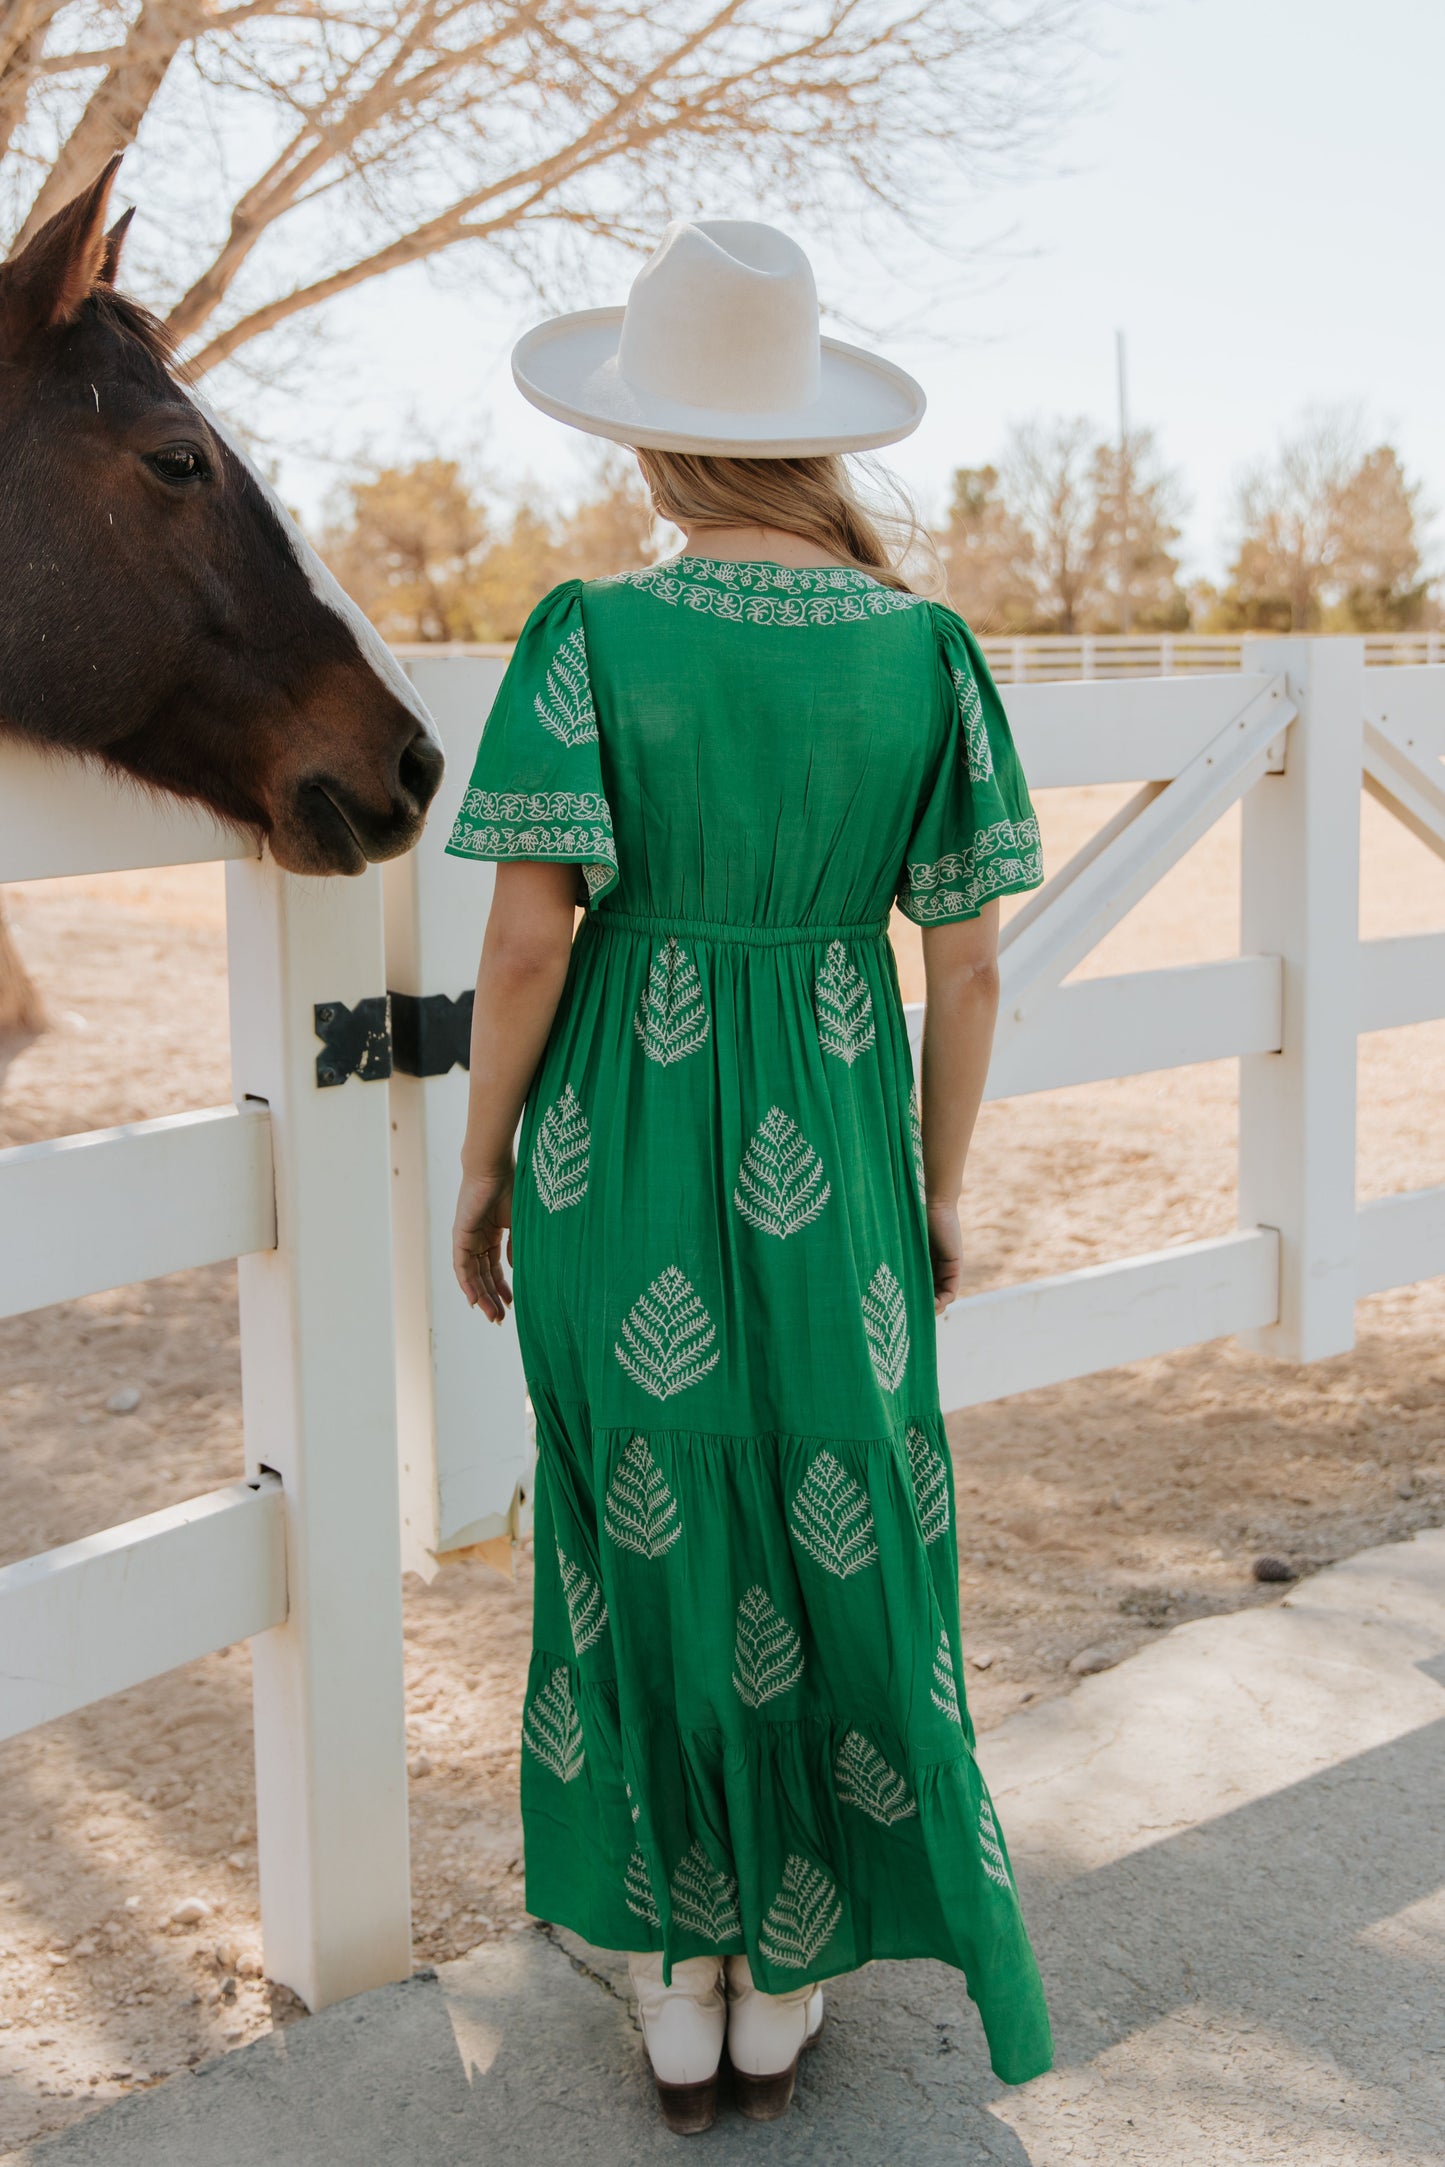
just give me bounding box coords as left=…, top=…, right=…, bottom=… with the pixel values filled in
left=0, top=156, right=444, bottom=880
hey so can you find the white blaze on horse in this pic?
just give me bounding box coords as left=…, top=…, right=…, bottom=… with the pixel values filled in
left=0, top=155, right=443, bottom=878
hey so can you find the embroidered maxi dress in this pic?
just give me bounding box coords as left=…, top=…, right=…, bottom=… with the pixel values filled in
left=445, top=556, right=1052, bottom=2086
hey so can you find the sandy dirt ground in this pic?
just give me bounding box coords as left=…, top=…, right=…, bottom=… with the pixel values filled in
left=0, top=787, right=1442, bottom=2157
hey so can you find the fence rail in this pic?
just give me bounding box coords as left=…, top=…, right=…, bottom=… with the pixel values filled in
left=0, top=633, right=1442, bottom=2016
left=393, top=631, right=1445, bottom=683
left=976, top=631, right=1445, bottom=682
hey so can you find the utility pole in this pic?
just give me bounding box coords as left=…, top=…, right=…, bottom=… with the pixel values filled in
left=1116, top=328, right=1132, bottom=635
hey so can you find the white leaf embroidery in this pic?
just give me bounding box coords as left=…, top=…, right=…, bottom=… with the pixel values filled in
left=930, top=1628, right=962, bottom=1726
left=789, top=1450, right=879, bottom=1579
left=732, top=1585, right=804, bottom=1707
left=814, top=941, right=876, bottom=1065
left=532, top=1085, right=590, bottom=1212
left=614, top=1268, right=720, bottom=1400
left=733, top=1106, right=831, bottom=1239
left=522, top=1666, right=585, bottom=1782
left=626, top=1779, right=641, bottom=1825
left=625, top=1846, right=659, bottom=1924
left=534, top=625, right=597, bottom=746
left=557, top=1543, right=608, bottom=1655
left=834, top=1730, right=917, bottom=1826
left=634, top=939, right=710, bottom=1065
left=978, top=1795, right=1013, bottom=1893
left=669, top=1842, right=743, bottom=1943
left=758, top=1854, right=842, bottom=1970
left=603, top=1436, right=683, bottom=1559
left=952, top=665, right=993, bottom=781
left=906, top=1425, right=950, bottom=1546
left=863, top=1263, right=910, bottom=1392
left=908, top=1085, right=925, bottom=1203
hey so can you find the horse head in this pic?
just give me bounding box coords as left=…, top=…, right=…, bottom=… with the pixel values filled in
left=0, top=158, right=444, bottom=875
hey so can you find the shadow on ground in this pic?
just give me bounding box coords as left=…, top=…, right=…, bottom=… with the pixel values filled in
left=14, top=1536, right=1445, bottom=2167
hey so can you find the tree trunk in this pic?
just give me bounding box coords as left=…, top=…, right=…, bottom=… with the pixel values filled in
left=0, top=892, right=45, bottom=1043
left=13, top=0, right=198, bottom=244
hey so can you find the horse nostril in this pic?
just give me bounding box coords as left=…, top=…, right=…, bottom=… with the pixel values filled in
left=398, top=730, right=444, bottom=810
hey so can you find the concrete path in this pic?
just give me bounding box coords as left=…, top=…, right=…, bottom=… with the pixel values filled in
left=17, top=1529, right=1445, bottom=2166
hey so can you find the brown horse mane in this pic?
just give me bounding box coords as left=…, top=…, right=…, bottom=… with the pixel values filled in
left=88, top=287, right=189, bottom=381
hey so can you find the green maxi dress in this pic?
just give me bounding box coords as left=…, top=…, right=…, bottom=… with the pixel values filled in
left=446, top=555, right=1052, bottom=2086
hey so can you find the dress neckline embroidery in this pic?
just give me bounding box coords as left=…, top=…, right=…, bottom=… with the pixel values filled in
left=603, top=556, right=926, bottom=625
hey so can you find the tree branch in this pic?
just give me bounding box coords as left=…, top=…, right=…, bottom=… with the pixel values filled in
left=16, top=0, right=205, bottom=242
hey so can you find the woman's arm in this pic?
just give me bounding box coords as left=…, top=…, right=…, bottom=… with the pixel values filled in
left=919, top=900, right=1002, bottom=1315
left=452, top=860, right=579, bottom=1322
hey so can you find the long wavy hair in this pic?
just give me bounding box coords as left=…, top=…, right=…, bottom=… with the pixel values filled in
left=634, top=448, right=941, bottom=596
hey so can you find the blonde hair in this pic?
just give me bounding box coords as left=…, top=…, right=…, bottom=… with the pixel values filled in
left=634, top=448, right=941, bottom=596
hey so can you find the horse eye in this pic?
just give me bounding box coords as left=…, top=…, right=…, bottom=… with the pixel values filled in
left=146, top=445, right=209, bottom=486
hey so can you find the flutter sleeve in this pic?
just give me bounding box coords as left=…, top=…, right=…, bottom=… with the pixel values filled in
left=895, top=604, right=1044, bottom=925
left=444, top=578, right=618, bottom=907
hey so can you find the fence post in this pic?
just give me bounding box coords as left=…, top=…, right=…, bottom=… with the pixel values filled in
left=226, top=857, right=412, bottom=2010
left=385, top=656, right=533, bottom=1574
left=1238, top=636, right=1363, bottom=1360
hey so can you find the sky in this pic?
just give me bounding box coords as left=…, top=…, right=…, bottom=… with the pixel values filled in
left=244, top=0, right=1443, bottom=585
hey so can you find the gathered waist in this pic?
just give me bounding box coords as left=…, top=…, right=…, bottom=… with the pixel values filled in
left=584, top=909, right=891, bottom=950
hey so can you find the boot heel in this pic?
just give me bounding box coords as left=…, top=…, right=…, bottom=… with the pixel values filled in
left=732, top=2057, right=800, bottom=2121
left=654, top=2072, right=720, bottom=2135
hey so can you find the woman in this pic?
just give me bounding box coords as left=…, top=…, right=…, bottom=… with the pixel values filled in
left=448, top=219, right=1052, bottom=2133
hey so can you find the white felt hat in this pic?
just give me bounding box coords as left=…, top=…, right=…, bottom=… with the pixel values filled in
left=511, top=219, right=925, bottom=457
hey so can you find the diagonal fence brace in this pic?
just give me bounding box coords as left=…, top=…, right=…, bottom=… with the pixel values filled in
left=994, top=674, right=1296, bottom=1051
left=1363, top=719, right=1445, bottom=864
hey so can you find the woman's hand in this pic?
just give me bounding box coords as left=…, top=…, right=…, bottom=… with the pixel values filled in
left=927, top=1200, right=964, bottom=1316
left=453, top=1162, right=515, bottom=1323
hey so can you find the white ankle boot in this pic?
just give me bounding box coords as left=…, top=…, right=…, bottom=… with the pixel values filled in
left=628, top=1953, right=726, bottom=2134
left=724, top=1954, right=824, bottom=2119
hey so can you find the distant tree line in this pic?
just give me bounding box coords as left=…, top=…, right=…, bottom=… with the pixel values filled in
left=320, top=456, right=659, bottom=644
left=936, top=407, right=1436, bottom=635
left=318, top=406, right=1438, bottom=642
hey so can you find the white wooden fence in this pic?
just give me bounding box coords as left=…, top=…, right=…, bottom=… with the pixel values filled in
left=1, top=635, right=1442, bottom=2010
left=976, top=630, right=1445, bottom=682
left=0, top=765, right=413, bottom=2012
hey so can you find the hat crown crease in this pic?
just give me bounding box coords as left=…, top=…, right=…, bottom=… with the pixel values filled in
left=616, top=218, right=822, bottom=416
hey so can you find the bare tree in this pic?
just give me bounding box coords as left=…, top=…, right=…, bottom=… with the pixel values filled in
left=935, top=463, right=1036, bottom=632
left=2, top=0, right=1084, bottom=379
left=939, top=420, right=1186, bottom=633
left=319, top=448, right=659, bottom=640
left=1222, top=408, right=1363, bottom=631
left=1086, top=428, right=1188, bottom=632
left=995, top=415, right=1096, bottom=632
left=321, top=457, right=492, bottom=643
left=1332, top=445, right=1433, bottom=630
left=1218, top=409, right=1435, bottom=632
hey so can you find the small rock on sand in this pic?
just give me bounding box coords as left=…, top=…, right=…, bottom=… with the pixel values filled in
left=105, top=1386, right=142, bottom=1415
left=1068, top=1645, right=1120, bottom=1676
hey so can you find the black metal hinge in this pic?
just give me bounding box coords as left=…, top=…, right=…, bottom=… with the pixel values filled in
left=314, top=991, right=473, bottom=1087
left=391, top=990, right=475, bottom=1077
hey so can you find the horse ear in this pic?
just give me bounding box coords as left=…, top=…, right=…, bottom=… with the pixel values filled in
left=0, top=155, right=123, bottom=352
left=97, top=204, right=137, bottom=289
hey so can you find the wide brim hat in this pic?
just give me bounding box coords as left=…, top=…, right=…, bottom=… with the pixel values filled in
left=512, top=218, right=925, bottom=458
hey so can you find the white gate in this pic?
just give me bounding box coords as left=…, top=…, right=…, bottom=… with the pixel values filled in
left=0, top=753, right=412, bottom=2011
